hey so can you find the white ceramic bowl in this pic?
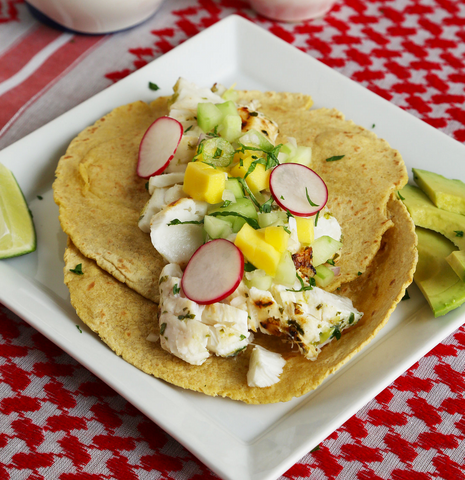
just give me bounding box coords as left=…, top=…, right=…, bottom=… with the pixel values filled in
left=26, top=0, right=164, bottom=34
left=249, top=0, right=337, bottom=22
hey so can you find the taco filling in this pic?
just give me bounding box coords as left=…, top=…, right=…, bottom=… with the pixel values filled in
left=53, top=78, right=416, bottom=404
left=139, top=79, right=363, bottom=387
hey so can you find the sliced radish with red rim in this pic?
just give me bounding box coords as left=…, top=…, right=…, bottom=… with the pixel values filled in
left=269, top=163, right=328, bottom=216
left=137, top=116, right=183, bottom=178
left=181, top=239, right=244, bottom=305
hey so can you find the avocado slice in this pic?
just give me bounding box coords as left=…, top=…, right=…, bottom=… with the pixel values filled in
left=413, top=168, right=465, bottom=216
left=446, top=250, right=465, bottom=282
left=399, top=184, right=465, bottom=249
left=415, top=228, right=465, bottom=317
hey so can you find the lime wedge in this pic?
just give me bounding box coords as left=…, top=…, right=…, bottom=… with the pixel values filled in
left=0, top=162, right=36, bottom=259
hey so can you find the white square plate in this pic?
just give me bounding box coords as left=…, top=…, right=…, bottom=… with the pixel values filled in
left=1, top=15, right=465, bottom=480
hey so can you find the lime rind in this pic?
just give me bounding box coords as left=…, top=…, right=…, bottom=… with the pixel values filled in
left=0, top=162, right=36, bottom=259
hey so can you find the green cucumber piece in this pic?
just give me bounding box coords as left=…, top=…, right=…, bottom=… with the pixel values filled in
left=274, top=251, right=296, bottom=287
left=314, top=264, right=335, bottom=288
left=244, top=269, right=273, bottom=290
left=239, top=129, right=274, bottom=153
left=216, top=100, right=239, bottom=118
left=312, top=236, right=343, bottom=267
left=204, top=215, right=233, bottom=239
left=219, top=115, right=242, bottom=142
left=225, top=178, right=245, bottom=199
left=197, top=102, right=223, bottom=133
left=258, top=211, right=288, bottom=228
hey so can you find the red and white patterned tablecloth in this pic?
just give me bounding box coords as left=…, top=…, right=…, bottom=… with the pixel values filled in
left=1, top=0, right=465, bottom=479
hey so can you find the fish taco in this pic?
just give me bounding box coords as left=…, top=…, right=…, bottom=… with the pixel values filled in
left=53, top=79, right=417, bottom=403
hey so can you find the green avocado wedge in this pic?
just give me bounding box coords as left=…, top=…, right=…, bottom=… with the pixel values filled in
left=399, top=184, right=465, bottom=250
left=446, top=250, right=465, bottom=282
left=415, top=228, right=465, bottom=317
left=0, top=162, right=36, bottom=259
left=413, top=168, right=465, bottom=216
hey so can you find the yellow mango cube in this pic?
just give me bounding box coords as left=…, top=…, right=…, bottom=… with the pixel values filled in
left=234, top=223, right=281, bottom=276
left=264, top=226, right=290, bottom=253
left=230, top=153, right=270, bottom=192
left=183, top=162, right=226, bottom=204
left=296, top=217, right=314, bottom=245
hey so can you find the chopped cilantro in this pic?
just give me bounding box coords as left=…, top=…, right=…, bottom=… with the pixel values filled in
left=357, top=271, right=362, bottom=276
left=76, top=325, right=82, bottom=333
left=288, top=319, right=305, bottom=336
left=305, top=187, right=319, bottom=207
left=209, top=210, right=260, bottom=230
left=160, top=323, right=167, bottom=335
left=326, top=259, right=335, bottom=266
left=259, top=197, right=274, bottom=214
left=286, top=273, right=316, bottom=292
left=331, top=325, right=341, bottom=340
left=397, top=191, right=405, bottom=201
left=348, top=312, right=355, bottom=324
left=173, top=284, right=180, bottom=295
left=70, top=264, right=83, bottom=275
left=168, top=219, right=204, bottom=226
left=240, top=334, right=246, bottom=340
left=244, top=262, right=257, bottom=272
left=455, top=231, right=464, bottom=237
left=315, top=210, right=320, bottom=226
left=178, top=313, right=195, bottom=320
left=283, top=226, right=291, bottom=235
left=326, top=155, right=345, bottom=162
left=184, top=125, right=193, bottom=133
left=311, top=445, right=321, bottom=453
left=37, top=195, right=43, bottom=200
left=159, top=276, right=168, bottom=284
left=280, top=195, right=285, bottom=200
left=145, top=181, right=149, bottom=191
left=249, top=111, right=259, bottom=117
left=148, top=82, right=160, bottom=91
left=372, top=124, right=375, bottom=128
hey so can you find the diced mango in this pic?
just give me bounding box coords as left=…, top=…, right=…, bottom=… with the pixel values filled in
left=264, top=226, right=290, bottom=253
left=230, top=153, right=270, bottom=192
left=183, top=162, right=226, bottom=204
left=234, top=223, right=281, bottom=276
left=296, top=217, right=314, bottom=245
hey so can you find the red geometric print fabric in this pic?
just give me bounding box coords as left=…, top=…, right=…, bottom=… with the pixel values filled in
left=1, top=0, right=465, bottom=479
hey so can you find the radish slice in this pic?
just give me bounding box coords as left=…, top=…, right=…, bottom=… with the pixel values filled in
left=137, top=116, right=183, bottom=178
left=269, top=163, right=328, bottom=216
left=181, top=239, right=244, bottom=305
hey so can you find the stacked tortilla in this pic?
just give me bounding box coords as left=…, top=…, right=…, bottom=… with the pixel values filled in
left=53, top=91, right=417, bottom=404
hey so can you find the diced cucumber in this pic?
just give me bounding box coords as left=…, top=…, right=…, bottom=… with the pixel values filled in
left=208, top=197, right=258, bottom=232
left=244, top=269, right=273, bottom=290
left=197, top=102, right=223, bottom=133
left=314, top=264, right=335, bottom=288
left=239, top=129, right=274, bottom=153
left=258, top=211, right=288, bottom=228
left=312, top=236, right=343, bottom=267
left=217, top=100, right=239, bottom=118
left=225, top=178, right=245, bottom=199
left=232, top=216, right=246, bottom=233
left=200, top=137, right=235, bottom=167
left=289, top=146, right=312, bottom=167
left=274, top=251, right=296, bottom=287
left=220, top=115, right=242, bottom=142
left=204, top=215, right=233, bottom=239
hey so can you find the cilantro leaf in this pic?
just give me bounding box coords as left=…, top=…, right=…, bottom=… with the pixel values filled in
left=70, top=264, right=83, bottom=275
left=148, top=82, right=160, bottom=91
left=326, top=155, right=345, bottom=162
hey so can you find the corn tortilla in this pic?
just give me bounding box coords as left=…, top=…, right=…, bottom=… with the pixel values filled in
left=54, top=89, right=416, bottom=403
